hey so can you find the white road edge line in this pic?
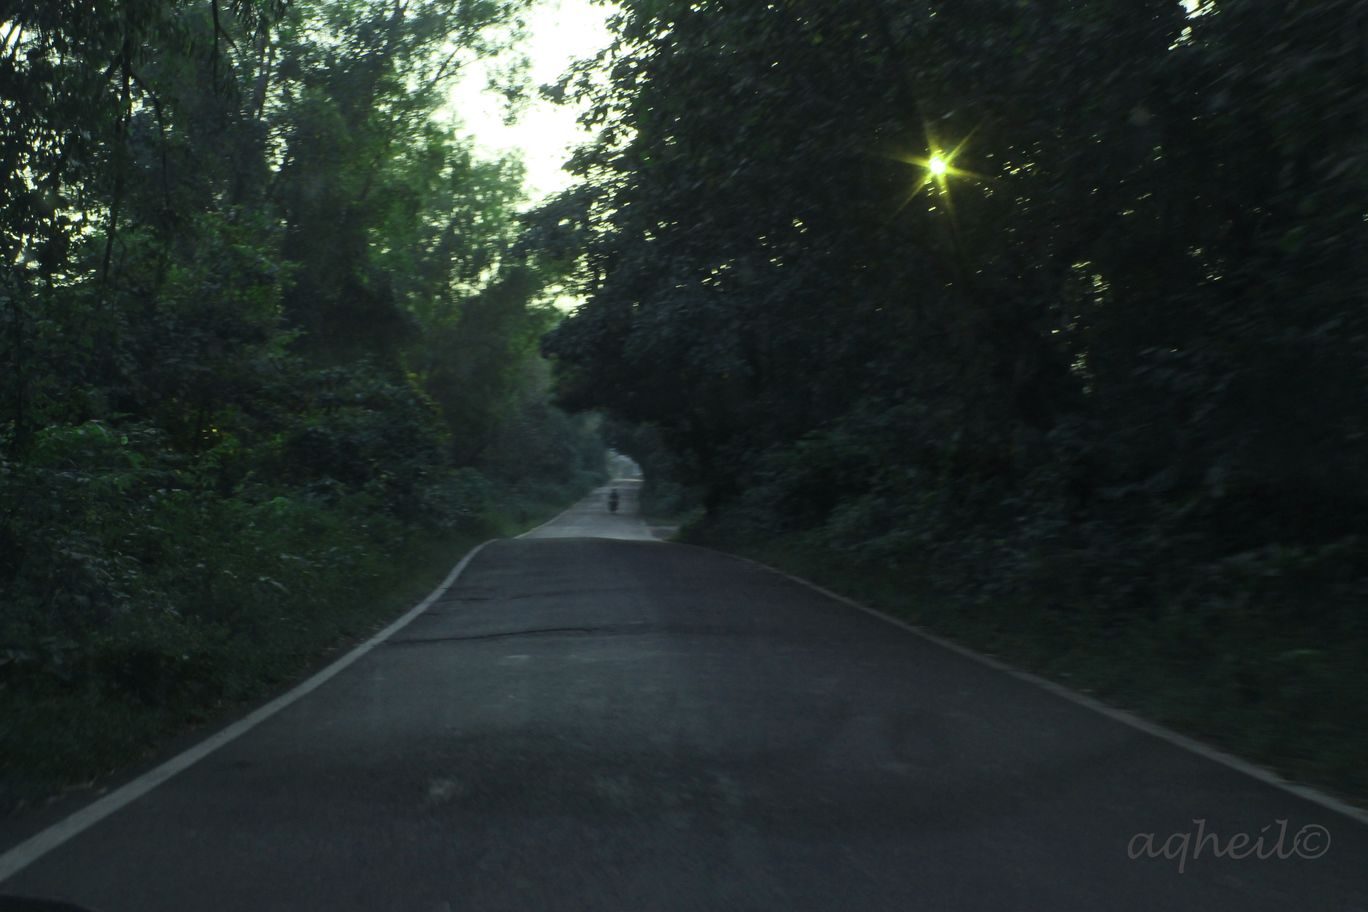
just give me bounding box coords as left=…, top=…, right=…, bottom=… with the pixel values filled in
left=712, top=547, right=1368, bottom=828
left=0, top=540, right=498, bottom=885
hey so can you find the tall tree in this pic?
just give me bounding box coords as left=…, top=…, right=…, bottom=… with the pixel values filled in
left=540, top=0, right=1366, bottom=576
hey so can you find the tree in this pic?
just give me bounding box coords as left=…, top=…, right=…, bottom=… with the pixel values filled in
left=539, top=0, right=1366, bottom=590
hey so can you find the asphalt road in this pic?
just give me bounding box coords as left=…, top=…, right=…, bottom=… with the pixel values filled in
left=2, top=481, right=1365, bottom=910
left=520, top=480, right=654, bottom=541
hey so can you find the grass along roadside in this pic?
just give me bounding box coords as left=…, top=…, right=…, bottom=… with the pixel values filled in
left=682, top=524, right=1368, bottom=812
left=0, top=480, right=599, bottom=818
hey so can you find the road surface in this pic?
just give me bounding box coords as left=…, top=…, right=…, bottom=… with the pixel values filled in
left=1, top=481, right=1365, bottom=910
left=520, top=480, right=653, bottom=541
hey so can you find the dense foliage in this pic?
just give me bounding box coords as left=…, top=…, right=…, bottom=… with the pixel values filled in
left=539, top=1, right=1367, bottom=793
left=0, top=0, right=602, bottom=804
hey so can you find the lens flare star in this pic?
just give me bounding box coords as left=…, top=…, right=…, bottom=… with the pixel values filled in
left=888, top=124, right=988, bottom=215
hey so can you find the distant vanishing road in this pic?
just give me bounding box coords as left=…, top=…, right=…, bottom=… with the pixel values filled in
left=2, top=479, right=1365, bottom=910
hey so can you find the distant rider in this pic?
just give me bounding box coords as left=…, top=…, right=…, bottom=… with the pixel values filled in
left=608, top=489, right=620, bottom=513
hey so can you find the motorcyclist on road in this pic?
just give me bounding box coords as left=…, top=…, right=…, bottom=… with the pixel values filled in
left=608, top=489, right=620, bottom=513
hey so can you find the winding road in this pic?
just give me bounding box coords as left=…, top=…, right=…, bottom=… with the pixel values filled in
left=1, top=479, right=1365, bottom=910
